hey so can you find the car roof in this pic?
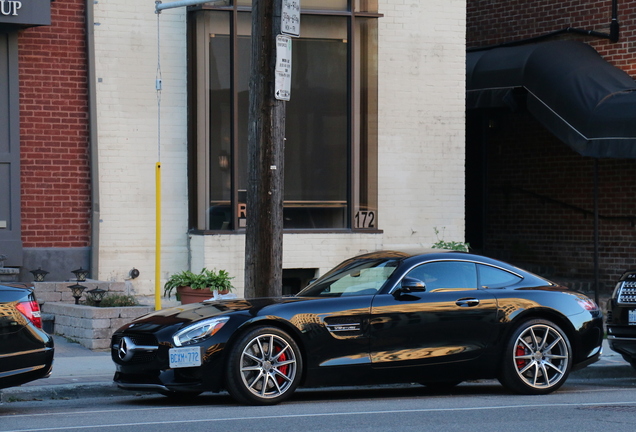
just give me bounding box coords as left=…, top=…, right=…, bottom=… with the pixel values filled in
left=357, top=249, right=534, bottom=276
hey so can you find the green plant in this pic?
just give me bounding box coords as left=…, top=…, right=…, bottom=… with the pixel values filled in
left=84, top=294, right=139, bottom=307
left=431, top=227, right=470, bottom=252
left=163, top=268, right=234, bottom=299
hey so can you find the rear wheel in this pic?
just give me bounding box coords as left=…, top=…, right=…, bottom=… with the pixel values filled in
left=498, top=319, right=571, bottom=395
left=225, top=326, right=302, bottom=405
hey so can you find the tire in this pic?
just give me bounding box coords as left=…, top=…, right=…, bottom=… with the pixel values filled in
left=225, top=326, right=302, bottom=405
left=498, top=319, right=571, bottom=395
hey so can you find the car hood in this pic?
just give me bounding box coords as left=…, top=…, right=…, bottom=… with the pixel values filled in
left=119, top=297, right=307, bottom=333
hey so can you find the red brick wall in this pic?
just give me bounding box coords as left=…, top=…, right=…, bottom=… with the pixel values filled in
left=483, top=111, right=636, bottom=291
left=467, top=1, right=636, bottom=294
left=468, top=0, right=636, bottom=75
left=17, top=1, right=90, bottom=248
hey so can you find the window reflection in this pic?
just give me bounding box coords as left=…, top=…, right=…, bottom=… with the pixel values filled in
left=406, top=262, right=478, bottom=291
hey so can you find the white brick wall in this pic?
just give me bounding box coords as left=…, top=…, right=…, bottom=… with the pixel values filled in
left=93, top=2, right=189, bottom=295
left=378, top=0, right=466, bottom=248
left=93, top=1, right=466, bottom=298
left=188, top=233, right=385, bottom=298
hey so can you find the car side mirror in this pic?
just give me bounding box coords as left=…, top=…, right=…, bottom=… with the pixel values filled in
left=396, top=277, right=426, bottom=294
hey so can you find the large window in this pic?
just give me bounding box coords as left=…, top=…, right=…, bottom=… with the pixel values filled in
left=190, top=2, right=379, bottom=231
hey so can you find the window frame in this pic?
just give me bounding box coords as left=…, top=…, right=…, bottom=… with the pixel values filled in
left=404, top=261, right=479, bottom=292
left=187, top=2, right=381, bottom=234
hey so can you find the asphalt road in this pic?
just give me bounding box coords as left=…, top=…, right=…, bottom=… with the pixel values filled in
left=2, top=378, right=636, bottom=432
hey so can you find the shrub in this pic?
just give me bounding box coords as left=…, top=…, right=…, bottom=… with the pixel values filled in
left=84, top=294, right=139, bottom=307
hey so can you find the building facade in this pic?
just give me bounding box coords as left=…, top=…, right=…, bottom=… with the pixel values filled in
left=466, top=0, right=636, bottom=296
left=2, top=1, right=467, bottom=300
left=94, top=0, right=467, bottom=299
left=1, top=0, right=91, bottom=281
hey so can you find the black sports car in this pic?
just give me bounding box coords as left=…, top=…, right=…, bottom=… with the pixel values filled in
left=112, top=251, right=603, bottom=405
left=606, top=269, right=636, bottom=369
left=0, top=283, right=54, bottom=390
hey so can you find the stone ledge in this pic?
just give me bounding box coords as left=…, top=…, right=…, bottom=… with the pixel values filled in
left=42, top=303, right=154, bottom=351
left=33, top=280, right=130, bottom=304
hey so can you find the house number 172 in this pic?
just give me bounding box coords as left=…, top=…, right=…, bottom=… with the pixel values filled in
left=354, top=211, right=376, bottom=229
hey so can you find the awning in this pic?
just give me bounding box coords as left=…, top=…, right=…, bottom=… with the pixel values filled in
left=0, top=0, right=51, bottom=28
left=467, top=40, right=636, bottom=159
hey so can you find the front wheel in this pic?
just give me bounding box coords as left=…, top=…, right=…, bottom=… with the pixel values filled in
left=498, top=319, right=571, bottom=395
left=225, top=326, right=302, bottom=405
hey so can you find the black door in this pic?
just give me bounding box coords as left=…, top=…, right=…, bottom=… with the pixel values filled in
left=369, top=261, right=499, bottom=373
left=0, top=31, right=22, bottom=266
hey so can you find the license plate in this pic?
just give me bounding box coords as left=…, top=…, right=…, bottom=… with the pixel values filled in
left=169, top=346, right=202, bottom=368
left=629, top=309, right=636, bottom=325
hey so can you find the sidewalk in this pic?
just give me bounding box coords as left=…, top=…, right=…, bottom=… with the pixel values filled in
left=1, top=337, right=634, bottom=402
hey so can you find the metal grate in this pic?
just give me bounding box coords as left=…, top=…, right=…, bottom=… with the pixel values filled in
left=617, top=280, right=636, bottom=304
left=111, top=334, right=159, bottom=365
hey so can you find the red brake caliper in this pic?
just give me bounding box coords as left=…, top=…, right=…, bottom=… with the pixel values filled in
left=515, top=345, right=527, bottom=369
left=275, top=346, right=288, bottom=385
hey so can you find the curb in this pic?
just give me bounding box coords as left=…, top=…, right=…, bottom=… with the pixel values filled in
left=0, top=382, right=135, bottom=403
left=2, top=364, right=634, bottom=403
left=570, top=364, right=636, bottom=380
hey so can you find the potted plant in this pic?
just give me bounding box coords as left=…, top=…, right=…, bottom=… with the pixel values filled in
left=164, top=268, right=234, bottom=304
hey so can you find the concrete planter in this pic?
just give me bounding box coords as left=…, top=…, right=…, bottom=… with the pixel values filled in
left=42, top=303, right=154, bottom=350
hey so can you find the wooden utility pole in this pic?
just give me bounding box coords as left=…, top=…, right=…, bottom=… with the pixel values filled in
left=244, top=0, right=286, bottom=298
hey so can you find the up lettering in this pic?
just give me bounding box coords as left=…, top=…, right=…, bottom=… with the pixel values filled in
left=0, top=1, right=22, bottom=16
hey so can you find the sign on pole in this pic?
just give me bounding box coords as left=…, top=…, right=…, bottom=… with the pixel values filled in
left=275, top=35, right=292, bottom=101
left=281, top=0, right=301, bottom=37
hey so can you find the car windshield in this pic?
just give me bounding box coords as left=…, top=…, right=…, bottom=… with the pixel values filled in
left=297, top=257, right=401, bottom=297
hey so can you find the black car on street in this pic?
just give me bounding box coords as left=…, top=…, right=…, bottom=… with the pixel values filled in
left=0, top=283, right=54, bottom=390
left=606, top=269, right=636, bottom=369
left=112, top=250, right=603, bottom=405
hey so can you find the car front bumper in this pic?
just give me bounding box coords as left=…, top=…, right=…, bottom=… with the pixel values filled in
left=607, top=329, right=636, bottom=364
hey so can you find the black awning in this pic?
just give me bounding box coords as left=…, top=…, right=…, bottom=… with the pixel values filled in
left=467, top=40, right=636, bottom=159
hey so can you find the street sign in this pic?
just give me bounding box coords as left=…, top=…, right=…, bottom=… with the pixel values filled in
left=275, top=35, right=292, bottom=101
left=281, top=0, right=301, bottom=37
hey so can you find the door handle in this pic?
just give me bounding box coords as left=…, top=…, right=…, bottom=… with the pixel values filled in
left=456, top=298, right=480, bottom=307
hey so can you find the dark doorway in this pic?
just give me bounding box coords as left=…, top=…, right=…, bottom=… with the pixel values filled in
left=0, top=31, right=22, bottom=267
left=282, top=268, right=317, bottom=296
left=465, top=110, right=489, bottom=252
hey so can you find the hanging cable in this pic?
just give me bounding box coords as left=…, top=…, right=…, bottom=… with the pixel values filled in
left=156, top=6, right=163, bottom=162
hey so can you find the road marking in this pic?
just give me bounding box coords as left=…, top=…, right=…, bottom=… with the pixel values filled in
left=5, top=400, right=636, bottom=431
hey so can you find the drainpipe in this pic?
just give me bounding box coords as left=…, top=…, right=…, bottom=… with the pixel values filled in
left=609, top=0, right=620, bottom=43
left=86, top=0, right=100, bottom=279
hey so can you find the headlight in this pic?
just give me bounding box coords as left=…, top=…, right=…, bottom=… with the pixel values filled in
left=173, top=317, right=229, bottom=347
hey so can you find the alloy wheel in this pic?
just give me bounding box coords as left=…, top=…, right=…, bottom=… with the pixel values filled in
left=239, top=333, right=298, bottom=399
left=512, top=323, right=569, bottom=389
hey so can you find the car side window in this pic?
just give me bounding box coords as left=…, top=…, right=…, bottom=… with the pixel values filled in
left=405, top=261, right=477, bottom=291
left=478, top=264, right=522, bottom=289
left=329, top=266, right=394, bottom=296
